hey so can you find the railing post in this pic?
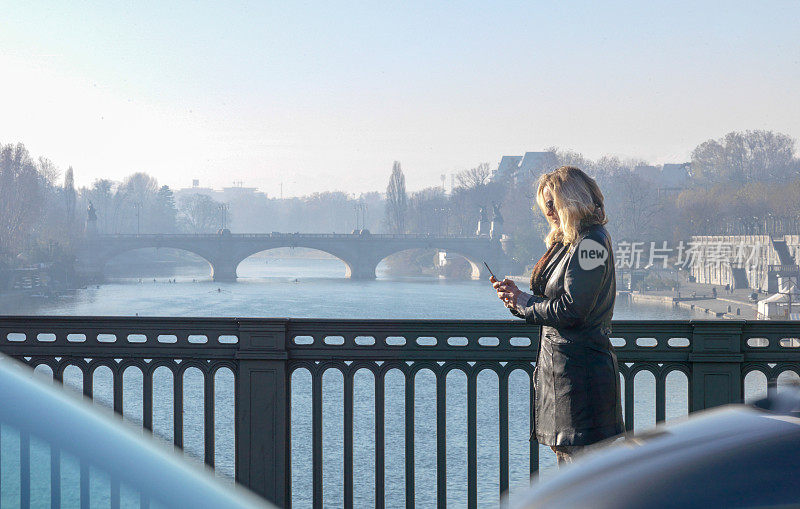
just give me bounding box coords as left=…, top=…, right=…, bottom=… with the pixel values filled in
left=689, top=321, right=745, bottom=412
left=235, top=319, right=290, bottom=507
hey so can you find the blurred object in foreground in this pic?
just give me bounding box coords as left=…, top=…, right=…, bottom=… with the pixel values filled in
left=0, top=354, right=272, bottom=508
left=509, top=385, right=800, bottom=509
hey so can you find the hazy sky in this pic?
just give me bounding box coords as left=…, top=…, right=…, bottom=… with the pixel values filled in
left=1, top=1, right=799, bottom=196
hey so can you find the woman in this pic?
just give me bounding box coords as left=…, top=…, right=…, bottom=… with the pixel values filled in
left=492, top=166, right=624, bottom=466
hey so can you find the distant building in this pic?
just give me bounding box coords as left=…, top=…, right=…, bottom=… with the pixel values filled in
left=660, top=163, right=691, bottom=189
left=656, top=163, right=691, bottom=198
left=491, top=154, right=692, bottom=195
left=174, top=180, right=267, bottom=202
left=491, top=151, right=557, bottom=182
left=496, top=156, right=522, bottom=177
left=220, top=185, right=261, bottom=201
left=519, top=151, right=558, bottom=177
left=631, top=163, right=692, bottom=197
left=175, top=179, right=216, bottom=199
left=634, top=165, right=660, bottom=183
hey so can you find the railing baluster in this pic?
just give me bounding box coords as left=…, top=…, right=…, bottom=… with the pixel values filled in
left=81, top=363, right=92, bottom=509
left=530, top=367, right=539, bottom=478
left=499, top=369, right=509, bottom=498
left=343, top=367, right=354, bottom=509
left=204, top=369, right=215, bottom=468
left=405, top=369, right=415, bottom=509
left=655, top=372, right=666, bottom=423
left=173, top=367, right=183, bottom=450
left=143, top=368, right=153, bottom=432
left=83, top=365, right=93, bottom=399
left=624, top=373, right=635, bottom=432
left=375, top=368, right=386, bottom=509
left=436, top=368, right=446, bottom=508
left=312, top=367, right=323, bottom=509
left=467, top=370, right=478, bottom=509
left=113, top=365, right=123, bottom=416
left=284, top=367, right=294, bottom=508
left=20, top=430, right=30, bottom=509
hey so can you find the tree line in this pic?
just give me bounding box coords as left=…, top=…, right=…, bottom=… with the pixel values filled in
left=383, top=129, right=800, bottom=269
left=0, top=143, right=235, bottom=270
left=2, top=129, right=800, bottom=273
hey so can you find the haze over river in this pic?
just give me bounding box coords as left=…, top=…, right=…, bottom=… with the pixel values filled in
left=3, top=257, right=707, bottom=320
left=0, top=257, right=773, bottom=508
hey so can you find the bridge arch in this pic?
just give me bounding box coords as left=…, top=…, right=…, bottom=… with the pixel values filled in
left=89, top=246, right=216, bottom=280
left=228, top=240, right=372, bottom=280
left=101, top=247, right=214, bottom=279
left=235, top=247, right=353, bottom=279
left=376, top=247, right=484, bottom=279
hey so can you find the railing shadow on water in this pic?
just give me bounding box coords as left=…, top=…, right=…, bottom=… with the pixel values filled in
left=1, top=317, right=800, bottom=508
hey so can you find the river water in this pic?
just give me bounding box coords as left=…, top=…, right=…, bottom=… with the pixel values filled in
left=0, top=257, right=773, bottom=507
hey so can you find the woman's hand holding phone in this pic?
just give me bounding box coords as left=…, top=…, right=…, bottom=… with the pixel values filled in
left=491, top=276, right=521, bottom=308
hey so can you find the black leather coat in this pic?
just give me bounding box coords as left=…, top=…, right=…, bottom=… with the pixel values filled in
left=512, top=223, right=624, bottom=446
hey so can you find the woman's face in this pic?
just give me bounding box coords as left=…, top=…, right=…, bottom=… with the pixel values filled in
left=543, top=187, right=558, bottom=224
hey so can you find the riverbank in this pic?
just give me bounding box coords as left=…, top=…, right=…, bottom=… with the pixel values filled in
left=509, top=275, right=761, bottom=319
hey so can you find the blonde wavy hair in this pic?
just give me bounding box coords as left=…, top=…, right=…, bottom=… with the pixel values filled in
left=535, top=166, right=608, bottom=248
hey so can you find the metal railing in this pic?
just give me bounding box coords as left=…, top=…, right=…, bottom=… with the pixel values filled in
left=1, top=317, right=799, bottom=508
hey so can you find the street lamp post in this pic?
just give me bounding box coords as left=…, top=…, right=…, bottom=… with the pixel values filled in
left=362, top=202, right=368, bottom=230
left=352, top=201, right=367, bottom=232
left=432, top=206, right=450, bottom=236
left=353, top=203, right=362, bottom=231
left=133, top=202, right=142, bottom=235
left=219, top=204, right=229, bottom=231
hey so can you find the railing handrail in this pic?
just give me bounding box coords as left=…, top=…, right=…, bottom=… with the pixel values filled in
left=3, top=316, right=799, bottom=357
left=88, top=233, right=486, bottom=240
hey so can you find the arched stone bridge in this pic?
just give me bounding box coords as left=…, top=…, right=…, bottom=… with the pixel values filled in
left=75, top=233, right=518, bottom=281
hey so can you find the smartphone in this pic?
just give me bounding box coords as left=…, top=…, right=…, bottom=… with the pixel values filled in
left=483, top=261, right=497, bottom=280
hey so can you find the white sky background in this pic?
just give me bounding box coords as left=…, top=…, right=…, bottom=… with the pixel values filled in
left=1, top=1, right=799, bottom=197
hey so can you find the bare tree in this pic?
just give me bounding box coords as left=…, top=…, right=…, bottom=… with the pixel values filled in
left=547, top=147, right=594, bottom=173
left=178, top=194, right=225, bottom=233
left=455, top=163, right=492, bottom=189
left=0, top=143, right=42, bottom=261
left=120, top=172, right=159, bottom=204
left=64, top=167, right=76, bottom=222
left=447, top=162, right=506, bottom=235
left=37, top=156, right=60, bottom=185
left=117, top=172, right=163, bottom=233
left=606, top=171, right=662, bottom=241
left=407, top=187, right=448, bottom=234
left=152, top=185, right=179, bottom=233
left=691, top=130, right=799, bottom=184
left=385, top=161, right=407, bottom=234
